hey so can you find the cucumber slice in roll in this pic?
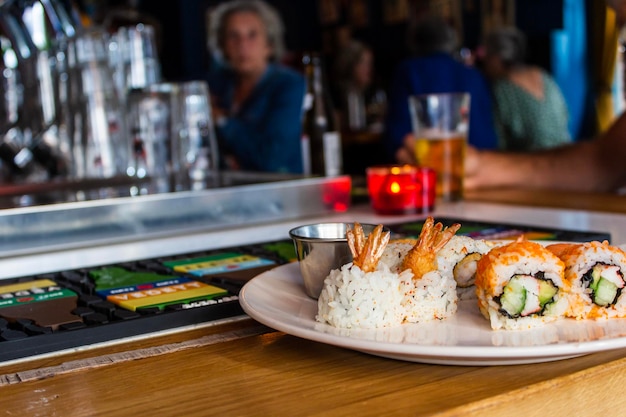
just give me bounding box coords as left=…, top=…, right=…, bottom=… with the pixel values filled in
left=586, top=264, right=624, bottom=306
left=594, top=278, right=618, bottom=307
left=538, top=280, right=558, bottom=307
left=499, top=275, right=552, bottom=317
left=499, top=277, right=526, bottom=317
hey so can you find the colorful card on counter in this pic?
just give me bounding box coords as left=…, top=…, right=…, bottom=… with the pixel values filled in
left=261, top=241, right=297, bottom=262
left=90, top=267, right=228, bottom=311
left=163, top=252, right=276, bottom=276
left=0, top=279, right=81, bottom=330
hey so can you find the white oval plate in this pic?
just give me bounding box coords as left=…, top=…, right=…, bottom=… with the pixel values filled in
left=239, top=262, right=626, bottom=366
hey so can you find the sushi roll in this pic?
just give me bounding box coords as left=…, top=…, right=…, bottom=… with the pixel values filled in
left=378, top=217, right=461, bottom=323
left=546, top=241, right=626, bottom=319
left=475, top=240, right=569, bottom=330
left=317, top=223, right=409, bottom=329
left=316, top=262, right=410, bottom=329
left=437, top=236, right=497, bottom=299
left=401, top=268, right=458, bottom=323
left=379, top=239, right=461, bottom=323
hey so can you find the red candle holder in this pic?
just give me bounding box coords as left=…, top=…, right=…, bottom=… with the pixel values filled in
left=366, top=165, right=436, bottom=215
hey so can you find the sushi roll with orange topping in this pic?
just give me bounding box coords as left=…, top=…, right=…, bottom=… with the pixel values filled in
left=546, top=241, right=626, bottom=320
left=475, top=240, right=569, bottom=330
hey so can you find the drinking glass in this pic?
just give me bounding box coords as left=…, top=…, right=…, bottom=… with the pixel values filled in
left=408, top=92, right=470, bottom=201
left=176, top=81, right=219, bottom=189
left=126, top=83, right=175, bottom=193
left=125, top=80, right=219, bottom=193
left=109, top=23, right=161, bottom=100
left=68, top=29, right=128, bottom=179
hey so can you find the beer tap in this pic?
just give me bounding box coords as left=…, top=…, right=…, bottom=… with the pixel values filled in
left=0, top=5, right=38, bottom=178
left=0, top=0, right=80, bottom=180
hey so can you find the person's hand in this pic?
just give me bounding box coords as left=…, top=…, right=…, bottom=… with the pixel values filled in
left=395, top=133, right=417, bottom=164
left=464, top=146, right=515, bottom=190
left=395, top=135, right=488, bottom=191
left=463, top=145, right=482, bottom=191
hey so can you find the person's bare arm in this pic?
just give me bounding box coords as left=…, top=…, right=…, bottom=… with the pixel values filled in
left=464, top=141, right=599, bottom=191
left=465, top=113, right=626, bottom=192
left=394, top=113, right=626, bottom=192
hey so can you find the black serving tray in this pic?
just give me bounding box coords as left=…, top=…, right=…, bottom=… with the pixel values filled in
left=0, top=240, right=296, bottom=364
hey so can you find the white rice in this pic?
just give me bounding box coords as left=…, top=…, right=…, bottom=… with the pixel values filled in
left=381, top=241, right=458, bottom=322
left=379, top=242, right=414, bottom=272
left=316, top=262, right=408, bottom=329
left=317, top=241, right=459, bottom=329
left=402, top=270, right=458, bottom=323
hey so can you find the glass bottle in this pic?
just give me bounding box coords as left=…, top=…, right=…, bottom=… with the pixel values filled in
left=301, top=52, right=342, bottom=177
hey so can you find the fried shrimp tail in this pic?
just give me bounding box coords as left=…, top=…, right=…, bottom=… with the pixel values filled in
left=402, top=217, right=461, bottom=280
left=347, top=223, right=390, bottom=273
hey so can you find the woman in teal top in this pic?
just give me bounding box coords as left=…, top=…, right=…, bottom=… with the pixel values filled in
left=482, top=27, right=571, bottom=151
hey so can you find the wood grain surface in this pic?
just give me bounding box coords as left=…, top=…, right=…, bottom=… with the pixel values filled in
left=466, top=188, right=626, bottom=214
left=2, top=328, right=626, bottom=416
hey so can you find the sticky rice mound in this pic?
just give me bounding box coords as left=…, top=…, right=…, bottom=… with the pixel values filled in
left=317, top=241, right=459, bottom=329
left=316, top=261, right=412, bottom=329
left=379, top=241, right=414, bottom=272
left=402, top=270, right=458, bottom=323
left=382, top=241, right=458, bottom=323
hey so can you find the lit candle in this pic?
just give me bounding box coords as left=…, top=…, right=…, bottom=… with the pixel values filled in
left=366, top=165, right=435, bottom=215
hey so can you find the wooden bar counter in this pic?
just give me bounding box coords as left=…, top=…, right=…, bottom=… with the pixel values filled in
left=2, top=188, right=626, bottom=416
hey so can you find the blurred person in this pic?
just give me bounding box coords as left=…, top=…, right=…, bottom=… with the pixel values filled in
left=395, top=0, right=626, bottom=194
left=331, top=39, right=389, bottom=174
left=333, top=40, right=387, bottom=133
left=466, top=0, right=626, bottom=193
left=386, top=14, right=499, bottom=162
left=206, top=0, right=306, bottom=173
left=481, top=27, right=571, bottom=151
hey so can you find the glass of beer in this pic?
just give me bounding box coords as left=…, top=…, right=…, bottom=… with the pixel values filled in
left=408, top=93, right=470, bottom=201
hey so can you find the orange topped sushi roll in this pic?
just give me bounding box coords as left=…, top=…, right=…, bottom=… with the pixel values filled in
left=546, top=241, right=626, bottom=319
left=475, top=240, right=569, bottom=330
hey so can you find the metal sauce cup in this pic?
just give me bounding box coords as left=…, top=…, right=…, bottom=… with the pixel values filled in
left=289, top=222, right=385, bottom=299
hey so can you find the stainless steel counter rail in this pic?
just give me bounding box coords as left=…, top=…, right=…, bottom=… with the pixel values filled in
left=0, top=175, right=351, bottom=258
